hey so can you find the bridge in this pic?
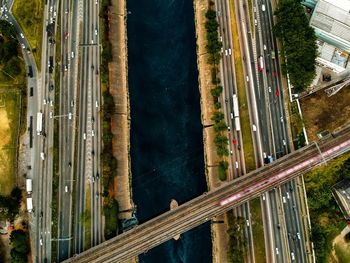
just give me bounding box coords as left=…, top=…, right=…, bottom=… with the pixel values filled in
left=63, top=127, right=350, bottom=263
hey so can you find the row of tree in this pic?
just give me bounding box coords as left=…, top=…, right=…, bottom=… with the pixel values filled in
left=0, top=21, right=22, bottom=78
left=226, top=214, right=246, bottom=263
left=274, top=0, right=317, bottom=92
left=99, top=0, right=120, bottom=240
left=205, top=2, right=229, bottom=181
left=0, top=187, right=22, bottom=221
left=9, top=230, right=29, bottom=263
left=305, top=155, right=350, bottom=262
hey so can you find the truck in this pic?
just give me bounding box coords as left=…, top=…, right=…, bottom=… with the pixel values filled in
left=235, top=117, right=241, bottom=131
left=232, top=94, right=239, bottom=117
left=26, top=179, right=32, bottom=194
left=26, top=198, right=33, bottom=213
left=37, top=112, right=43, bottom=135
left=28, top=66, right=33, bottom=78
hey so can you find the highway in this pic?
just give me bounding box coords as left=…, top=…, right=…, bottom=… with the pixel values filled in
left=252, top=0, right=309, bottom=261
left=74, top=0, right=102, bottom=254
left=57, top=0, right=81, bottom=260
left=215, top=0, right=255, bottom=261
left=63, top=127, right=350, bottom=263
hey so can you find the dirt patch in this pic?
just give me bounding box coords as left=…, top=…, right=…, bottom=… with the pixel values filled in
left=0, top=109, right=11, bottom=147
left=300, top=86, right=350, bottom=142
left=331, top=230, right=350, bottom=263
left=108, top=0, right=134, bottom=223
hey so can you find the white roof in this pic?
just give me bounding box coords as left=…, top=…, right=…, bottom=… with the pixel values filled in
left=310, top=0, right=350, bottom=42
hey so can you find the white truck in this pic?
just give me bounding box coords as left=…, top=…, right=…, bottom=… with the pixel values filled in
left=26, top=179, right=32, bottom=195
left=37, top=112, right=43, bottom=135
left=26, top=197, right=33, bottom=213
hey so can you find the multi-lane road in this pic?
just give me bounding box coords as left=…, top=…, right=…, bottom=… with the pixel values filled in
left=63, top=126, right=350, bottom=263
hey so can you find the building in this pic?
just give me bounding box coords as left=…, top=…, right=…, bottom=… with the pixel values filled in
left=332, top=179, right=350, bottom=222
left=310, top=0, right=350, bottom=53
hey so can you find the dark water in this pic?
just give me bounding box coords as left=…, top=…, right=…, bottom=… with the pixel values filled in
left=127, top=0, right=212, bottom=262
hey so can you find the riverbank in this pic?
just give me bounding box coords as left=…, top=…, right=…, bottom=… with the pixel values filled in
left=108, top=1, right=135, bottom=262
left=193, top=0, right=229, bottom=262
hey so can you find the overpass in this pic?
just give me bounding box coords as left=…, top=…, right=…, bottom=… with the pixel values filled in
left=64, top=127, right=350, bottom=263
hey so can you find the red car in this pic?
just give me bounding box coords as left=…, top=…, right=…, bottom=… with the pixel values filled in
left=273, top=70, right=277, bottom=77
left=275, top=88, right=279, bottom=97
left=233, top=137, right=237, bottom=145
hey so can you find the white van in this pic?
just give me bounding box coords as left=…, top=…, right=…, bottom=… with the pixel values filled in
left=65, top=185, right=68, bottom=192
left=40, top=152, right=45, bottom=160
left=262, top=4, right=266, bottom=11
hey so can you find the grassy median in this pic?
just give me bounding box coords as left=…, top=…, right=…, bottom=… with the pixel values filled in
left=228, top=0, right=255, bottom=171
left=13, top=0, right=43, bottom=69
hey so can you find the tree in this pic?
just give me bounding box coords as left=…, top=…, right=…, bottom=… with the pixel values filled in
left=211, top=111, right=224, bottom=123
left=3, top=57, right=21, bottom=77
left=210, top=85, right=223, bottom=97
left=274, top=0, right=317, bottom=92
left=214, top=120, right=227, bottom=132
left=218, top=161, right=228, bottom=181
left=10, top=249, right=27, bottom=263
left=10, top=230, right=29, bottom=254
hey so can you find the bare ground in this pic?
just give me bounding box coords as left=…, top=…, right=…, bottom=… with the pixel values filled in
left=108, top=1, right=136, bottom=262
left=300, top=86, right=350, bottom=142
left=193, top=0, right=229, bottom=262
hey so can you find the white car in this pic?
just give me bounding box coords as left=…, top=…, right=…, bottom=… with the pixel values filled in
left=291, top=252, right=295, bottom=261
left=49, top=112, right=53, bottom=119
left=71, top=51, right=75, bottom=59
left=263, top=44, right=267, bottom=50
left=40, top=238, right=43, bottom=246
left=20, top=33, right=24, bottom=38
left=235, top=161, right=239, bottom=169
left=95, top=100, right=99, bottom=108
left=282, top=196, right=286, bottom=203
left=246, top=220, right=250, bottom=227
left=68, top=112, right=72, bottom=120
left=43, top=99, right=47, bottom=105
left=21, top=43, right=25, bottom=49
left=283, top=139, right=286, bottom=146
left=83, top=133, right=86, bottom=140
left=65, top=185, right=68, bottom=192
left=275, top=247, right=279, bottom=255
left=228, top=48, right=232, bottom=55
left=95, top=28, right=98, bottom=35
left=268, top=86, right=271, bottom=93
left=296, top=232, right=301, bottom=240
left=91, top=130, right=95, bottom=137
left=286, top=192, right=290, bottom=199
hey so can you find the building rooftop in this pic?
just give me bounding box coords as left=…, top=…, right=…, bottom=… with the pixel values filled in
left=333, top=179, right=350, bottom=220
left=310, top=0, right=350, bottom=52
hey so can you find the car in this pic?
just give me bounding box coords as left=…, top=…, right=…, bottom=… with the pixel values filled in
left=92, top=175, right=95, bottom=182
left=275, top=247, right=279, bottom=255
left=246, top=75, right=249, bottom=82
left=96, top=69, right=99, bottom=75
left=96, top=0, right=98, bottom=4
left=263, top=44, right=266, bottom=50
left=91, top=39, right=94, bottom=44
left=95, top=28, right=98, bottom=35
left=21, top=43, right=25, bottom=49
left=282, top=196, right=286, bottom=203
left=275, top=88, right=279, bottom=97
left=43, top=99, right=47, bottom=105
left=96, top=172, right=100, bottom=179
left=230, top=113, right=234, bottom=119
left=263, top=152, right=267, bottom=158
left=64, top=32, right=69, bottom=39
left=291, top=252, right=295, bottom=261
left=228, top=48, right=231, bottom=55
left=230, top=150, right=233, bottom=155
left=227, top=126, right=230, bottom=131
left=40, top=238, right=43, bottom=246
left=225, top=49, right=228, bottom=56
left=233, top=137, right=237, bottom=145
left=262, top=194, right=265, bottom=200
left=246, top=220, right=250, bottom=227
left=280, top=116, right=284, bottom=122
left=65, top=185, right=68, bottom=192
left=254, top=19, right=257, bottom=26
left=83, top=133, right=86, bottom=140
left=49, top=112, right=53, bottom=119
left=49, top=6, right=53, bottom=13
left=96, top=192, right=99, bottom=198
left=283, top=139, right=286, bottom=146
left=235, top=161, right=239, bottom=168
left=262, top=4, right=266, bottom=11
left=273, top=70, right=277, bottom=77
left=296, top=232, right=301, bottom=240
left=95, top=100, right=99, bottom=108
left=50, top=100, right=53, bottom=107
left=286, top=192, right=290, bottom=199
left=91, top=116, right=95, bottom=123
left=20, top=33, right=24, bottom=38
left=91, top=150, right=95, bottom=155
left=71, top=51, right=75, bottom=58
left=70, top=100, right=74, bottom=107
left=68, top=162, right=71, bottom=167
left=91, top=130, right=95, bottom=137
left=68, top=112, right=72, bottom=120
